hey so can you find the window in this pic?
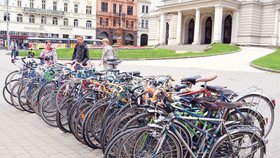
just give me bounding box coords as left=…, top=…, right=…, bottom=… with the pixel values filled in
left=74, top=4, right=78, bottom=13
left=101, top=2, right=108, bottom=12
left=113, top=4, right=117, bottom=14
left=146, top=6, right=149, bottom=13
left=145, top=20, right=148, bottom=28
left=105, top=18, right=109, bottom=26
left=53, top=17, right=58, bottom=25
left=86, top=6, right=92, bottom=14
left=63, top=34, right=69, bottom=38
left=64, top=3, right=68, bottom=12
left=4, top=12, right=10, bottom=21
left=113, top=19, right=116, bottom=27
left=74, top=19, right=78, bottom=26
left=30, top=0, right=34, bottom=8
left=142, top=5, right=145, bottom=13
left=119, top=19, right=121, bottom=27
left=126, top=21, right=128, bottom=28
left=100, top=17, right=103, bottom=26
left=17, top=0, right=22, bottom=7
left=0, top=31, right=7, bottom=35
left=119, top=4, right=123, bottom=16
left=141, top=20, right=144, bottom=28
left=127, top=6, right=133, bottom=15
left=17, top=14, right=23, bottom=22
left=52, top=34, right=58, bottom=37
left=86, top=20, right=92, bottom=28
left=53, top=1, right=57, bottom=11
left=131, top=21, right=134, bottom=29
left=29, top=15, right=35, bottom=23
left=63, top=18, right=68, bottom=26
left=41, top=16, right=46, bottom=24
left=42, top=0, right=46, bottom=9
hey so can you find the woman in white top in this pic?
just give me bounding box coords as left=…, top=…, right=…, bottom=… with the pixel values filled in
left=99, top=38, right=114, bottom=69
left=39, top=40, right=57, bottom=65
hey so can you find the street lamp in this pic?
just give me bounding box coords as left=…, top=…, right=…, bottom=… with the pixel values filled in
left=6, top=0, right=10, bottom=50
left=117, top=9, right=123, bottom=47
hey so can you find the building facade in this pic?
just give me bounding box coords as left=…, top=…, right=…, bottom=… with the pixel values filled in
left=0, top=0, right=96, bottom=47
left=137, top=0, right=150, bottom=46
left=96, top=0, right=138, bottom=46
left=149, top=0, right=280, bottom=47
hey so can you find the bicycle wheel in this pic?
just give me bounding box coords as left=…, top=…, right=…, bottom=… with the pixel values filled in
left=3, top=79, right=19, bottom=106
left=56, top=109, right=71, bottom=133
left=10, top=81, right=24, bottom=111
left=71, top=102, right=93, bottom=145
left=227, top=108, right=265, bottom=137
left=56, top=80, right=79, bottom=115
left=38, top=81, right=56, bottom=106
left=209, top=130, right=265, bottom=158
left=236, top=94, right=274, bottom=137
left=101, top=107, right=146, bottom=152
left=117, top=126, right=182, bottom=158
left=82, top=99, right=110, bottom=148
left=28, top=83, right=40, bottom=115
left=104, top=128, right=137, bottom=157
left=39, top=91, right=58, bottom=127
left=5, top=70, right=21, bottom=88
left=18, top=81, right=34, bottom=113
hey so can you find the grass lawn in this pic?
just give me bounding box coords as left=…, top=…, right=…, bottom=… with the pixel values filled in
left=252, top=49, right=280, bottom=70
left=19, top=43, right=240, bottom=60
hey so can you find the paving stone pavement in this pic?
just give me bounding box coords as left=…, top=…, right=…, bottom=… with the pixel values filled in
left=0, top=50, right=103, bottom=158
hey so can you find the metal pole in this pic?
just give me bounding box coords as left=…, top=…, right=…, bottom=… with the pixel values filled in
left=6, top=0, right=10, bottom=50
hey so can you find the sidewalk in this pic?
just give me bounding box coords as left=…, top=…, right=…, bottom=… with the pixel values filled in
left=0, top=50, right=103, bottom=158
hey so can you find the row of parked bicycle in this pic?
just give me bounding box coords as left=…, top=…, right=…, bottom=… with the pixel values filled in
left=3, top=57, right=275, bottom=158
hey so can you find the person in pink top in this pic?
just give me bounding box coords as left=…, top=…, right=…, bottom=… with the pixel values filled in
left=39, top=40, right=57, bottom=65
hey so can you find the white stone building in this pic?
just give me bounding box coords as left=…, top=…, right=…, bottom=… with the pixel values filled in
left=149, top=0, right=280, bottom=47
left=137, top=0, right=150, bottom=46
left=0, top=0, right=96, bottom=44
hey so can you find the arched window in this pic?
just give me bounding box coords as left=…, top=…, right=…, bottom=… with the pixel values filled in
left=53, top=17, right=58, bottom=25
left=41, top=16, right=46, bottom=24
left=63, top=18, right=68, bottom=26
left=29, top=15, right=35, bottom=23
left=188, top=19, right=194, bottom=44
left=86, top=20, right=92, bottom=28
left=125, top=34, right=134, bottom=45
left=223, top=15, right=232, bottom=43
left=17, top=14, right=23, bottom=22
left=99, top=32, right=109, bottom=39
left=204, top=17, right=212, bottom=44
left=74, top=19, right=78, bottom=27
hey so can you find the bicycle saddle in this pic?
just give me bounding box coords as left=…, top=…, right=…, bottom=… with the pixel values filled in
left=181, top=75, right=201, bottom=85
left=196, top=73, right=217, bottom=83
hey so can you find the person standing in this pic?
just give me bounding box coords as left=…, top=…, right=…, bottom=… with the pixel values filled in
left=72, top=36, right=89, bottom=66
left=99, top=38, right=115, bottom=69
left=39, top=40, right=57, bottom=65
left=10, top=40, right=19, bottom=63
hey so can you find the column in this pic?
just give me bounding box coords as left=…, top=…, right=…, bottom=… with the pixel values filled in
left=159, top=13, right=167, bottom=45
left=192, top=9, right=200, bottom=45
left=272, top=10, right=279, bottom=46
left=231, top=9, right=240, bottom=44
left=176, top=11, right=182, bottom=45
left=213, top=6, right=223, bottom=43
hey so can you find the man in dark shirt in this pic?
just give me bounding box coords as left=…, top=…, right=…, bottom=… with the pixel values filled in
left=72, top=36, right=89, bottom=65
